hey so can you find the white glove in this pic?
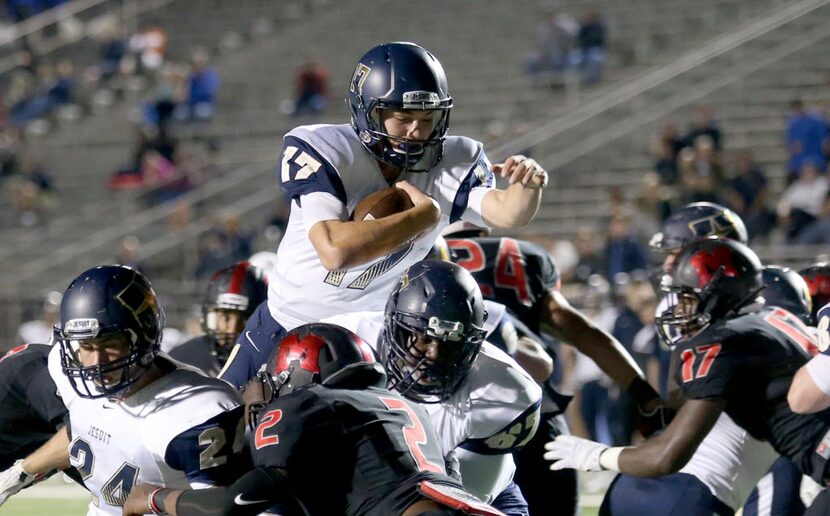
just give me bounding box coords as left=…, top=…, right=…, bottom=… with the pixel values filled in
left=0, top=460, right=37, bottom=506
left=543, top=435, right=608, bottom=472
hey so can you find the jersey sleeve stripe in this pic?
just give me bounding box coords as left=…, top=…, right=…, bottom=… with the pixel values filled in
left=449, top=150, right=493, bottom=223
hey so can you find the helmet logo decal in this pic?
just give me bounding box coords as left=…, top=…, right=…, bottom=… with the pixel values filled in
left=278, top=336, right=323, bottom=374
left=804, top=274, right=830, bottom=297
left=350, top=63, right=371, bottom=95
left=690, top=247, right=738, bottom=287
left=688, top=213, right=733, bottom=240
left=115, top=278, right=157, bottom=328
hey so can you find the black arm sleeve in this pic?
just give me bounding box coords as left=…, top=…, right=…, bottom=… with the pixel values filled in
left=175, top=466, right=290, bottom=516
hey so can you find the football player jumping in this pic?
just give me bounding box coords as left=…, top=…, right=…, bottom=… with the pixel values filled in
left=123, top=324, right=504, bottom=516
left=219, top=41, right=549, bottom=391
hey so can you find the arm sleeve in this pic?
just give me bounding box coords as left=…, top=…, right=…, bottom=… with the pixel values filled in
left=164, top=406, right=247, bottom=487
left=175, top=466, right=290, bottom=516
left=451, top=151, right=495, bottom=226
left=805, top=354, right=830, bottom=396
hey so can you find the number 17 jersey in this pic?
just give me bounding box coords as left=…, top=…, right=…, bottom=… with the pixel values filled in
left=269, top=124, right=494, bottom=330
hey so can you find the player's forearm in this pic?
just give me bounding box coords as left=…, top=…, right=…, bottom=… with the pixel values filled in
left=310, top=202, right=439, bottom=270
left=22, top=426, right=70, bottom=473
left=788, top=365, right=830, bottom=414
left=616, top=433, right=689, bottom=477
left=481, top=185, right=542, bottom=228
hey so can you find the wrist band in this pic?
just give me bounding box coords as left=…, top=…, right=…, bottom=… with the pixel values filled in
left=627, top=377, right=660, bottom=406
left=599, top=447, right=625, bottom=472
left=148, top=488, right=166, bottom=515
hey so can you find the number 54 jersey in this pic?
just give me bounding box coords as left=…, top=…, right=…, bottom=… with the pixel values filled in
left=48, top=349, right=247, bottom=515
left=270, top=124, right=494, bottom=330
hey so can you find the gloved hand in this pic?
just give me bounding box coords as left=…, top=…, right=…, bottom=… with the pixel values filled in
left=543, top=435, right=608, bottom=472
left=0, top=460, right=37, bottom=506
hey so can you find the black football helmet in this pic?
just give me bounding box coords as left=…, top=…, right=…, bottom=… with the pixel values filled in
left=55, top=265, right=164, bottom=398
left=202, top=261, right=268, bottom=361
left=656, top=239, right=762, bottom=343
left=761, top=265, right=813, bottom=325
left=380, top=259, right=487, bottom=403
left=650, top=202, right=748, bottom=255
left=799, top=263, right=830, bottom=325
left=261, top=323, right=384, bottom=398
left=348, top=42, right=452, bottom=172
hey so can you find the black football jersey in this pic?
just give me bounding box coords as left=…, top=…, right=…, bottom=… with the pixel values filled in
left=447, top=237, right=559, bottom=333
left=251, top=384, right=462, bottom=516
left=168, top=335, right=222, bottom=377
left=673, top=307, right=830, bottom=482
left=0, top=343, right=68, bottom=469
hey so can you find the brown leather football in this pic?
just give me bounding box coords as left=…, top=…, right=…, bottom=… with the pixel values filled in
left=352, top=186, right=415, bottom=221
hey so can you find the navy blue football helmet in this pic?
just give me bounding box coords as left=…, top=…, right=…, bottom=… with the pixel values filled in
left=761, top=265, right=813, bottom=324
left=348, top=42, right=452, bottom=172
left=380, top=260, right=487, bottom=403
left=657, top=239, right=762, bottom=343
left=650, top=202, right=748, bottom=255
left=202, top=261, right=268, bottom=361
left=55, top=265, right=164, bottom=398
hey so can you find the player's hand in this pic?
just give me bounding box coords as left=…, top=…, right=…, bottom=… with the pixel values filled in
left=543, top=435, right=607, bottom=472
left=492, top=155, right=548, bottom=189
left=122, top=483, right=160, bottom=516
left=395, top=181, right=440, bottom=210
left=0, top=460, right=37, bottom=506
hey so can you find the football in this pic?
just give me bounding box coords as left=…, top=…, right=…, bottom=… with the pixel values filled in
left=352, top=186, right=415, bottom=221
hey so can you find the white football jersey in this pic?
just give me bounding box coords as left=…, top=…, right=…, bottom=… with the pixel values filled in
left=48, top=347, right=245, bottom=515
left=323, top=312, right=542, bottom=503
left=680, top=412, right=778, bottom=510
left=269, top=124, right=494, bottom=330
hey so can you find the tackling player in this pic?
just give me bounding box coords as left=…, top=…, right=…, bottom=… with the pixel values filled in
left=545, top=239, right=830, bottom=515
left=219, top=41, right=549, bottom=390
left=123, top=323, right=503, bottom=516
left=444, top=224, right=664, bottom=515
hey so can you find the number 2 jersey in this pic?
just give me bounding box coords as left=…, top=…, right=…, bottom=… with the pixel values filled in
left=269, top=123, right=494, bottom=330
left=251, top=383, right=464, bottom=516
left=47, top=347, right=247, bottom=515
left=673, top=307, right=830, bottom=484
left=447, top=237, right=559, bottom=335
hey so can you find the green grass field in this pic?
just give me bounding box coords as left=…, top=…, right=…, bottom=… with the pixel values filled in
left=2, top=497, right=89, bottom=516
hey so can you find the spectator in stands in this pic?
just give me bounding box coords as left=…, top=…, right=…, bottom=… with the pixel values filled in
left=786, top=98, right=829, bottom=180
left=115, top=235, right=143, bottom=272
left=0, top=127, right=22, bottom=178
left=93, top=22, right=126, bottom=84
left=290, top=57, right=329, bottom=117
left=10, top=59, right=74, bottom=127
left=4, top=0, right=66, bottom=22
left=9, top=153, right=54, bottom=226
left=128, top=22, right=167, bottom=75
left=16, top=290, right=61, bottom=344
left=573, top=10, right=607, bottom=85
left=571, top=225, right=606, bottom=284
left=143, top=63, right=185, bottom=129
left=778, top=160, right=829, bottom=242
left=525, top=5, right=578, bottom=78
left=683, top=105, right=722, bottom=151
left=176, top=48, right=219, bottom=122
left=6, top=49, right=38, bottom=125
left=677, top=143, right=724, bottom=205
left=797, top=196, right=830, bottom=245
left=604, top=211, right=649, bottom=281
left=724, top=151, right=775, bottom=240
